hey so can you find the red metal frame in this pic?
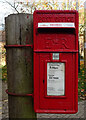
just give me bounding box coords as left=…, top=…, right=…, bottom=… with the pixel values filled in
left=6, top=89, right=33, bottom=97
left=35, top=109, right=77, bottom=114
left=4, top=44, right=33, bottom=48
left=34, top=50, right=78, bottom=53
left=34, top=10, right=78, bottom=14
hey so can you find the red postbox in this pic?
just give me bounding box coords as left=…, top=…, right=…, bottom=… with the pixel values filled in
left=33, top=10, right=78, bottom=114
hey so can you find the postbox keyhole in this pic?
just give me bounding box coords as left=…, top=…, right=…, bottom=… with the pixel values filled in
left=64, top=109, right=66, bottom=111
left=43, top=80, right=45, bottom=84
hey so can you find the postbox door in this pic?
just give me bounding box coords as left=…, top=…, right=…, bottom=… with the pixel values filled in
left=37, top=52, right=77, bottom=112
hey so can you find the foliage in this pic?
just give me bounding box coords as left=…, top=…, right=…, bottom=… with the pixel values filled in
left=79, top=24, right=84, bottom=34
left=1, top=0, right=84, bottom=13
left=18, top=0, right=79, bottom=13
left=0, top=42, right=6, bottom=67
left=2, top=65, right=7, bottom=81
left=78, top=61, right=86, bottom=100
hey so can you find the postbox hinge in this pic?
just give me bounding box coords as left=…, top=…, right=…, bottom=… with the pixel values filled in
left=6, top=89, right=33, bottom=97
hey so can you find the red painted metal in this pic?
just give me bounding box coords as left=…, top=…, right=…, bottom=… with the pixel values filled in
left=6, top=89, right=33, bottom=97
left=33, top=10, right=78, bottom=113
left=4, top=44, right=33, bottom=48
left=34, top=50, right=78, bottom=53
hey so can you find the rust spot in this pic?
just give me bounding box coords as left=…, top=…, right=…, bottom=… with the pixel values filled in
left=26, top=36, right=28, bottom=44
left=25, top=101, right=30, bottom=104
left=27, top=16, right=29, bottom=18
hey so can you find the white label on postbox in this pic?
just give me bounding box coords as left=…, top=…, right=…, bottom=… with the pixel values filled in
left=47, top=62, right=65, bottom=96
left=53, top=53, right=59, bottom=60
left=38, top=22, right=75, bottom=28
